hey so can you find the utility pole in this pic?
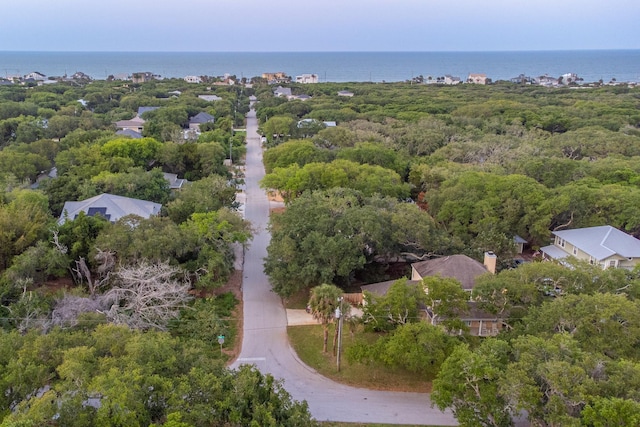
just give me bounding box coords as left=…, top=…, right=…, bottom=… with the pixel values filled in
left=335, top=297, right=344, bottom=372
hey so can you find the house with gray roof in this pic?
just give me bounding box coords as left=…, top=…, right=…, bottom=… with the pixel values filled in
left=116, top=129, right=143, bottom=139
left=274, top=86, right=292, bottom=97
left=188, top=112, right=215, bottom=131
left=137, top=106, right=159, bottom=116
left=411, top=254, right=492, bottom=291
left=163, top=172, right=188, bottom=190
left=198, top=94, right=223, bottom=102
left=58, top=193, right=161, bottom=225
left=540, top=225, right=640, bottom=270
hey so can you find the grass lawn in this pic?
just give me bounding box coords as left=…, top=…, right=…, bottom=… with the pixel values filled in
left=288, top=323, right=432, bottom=393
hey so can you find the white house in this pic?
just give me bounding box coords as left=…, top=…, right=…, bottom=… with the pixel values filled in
left=295, top=74, right=318, bottom=84
left=184, top=76, right=202, bottom=84
left=540, top=225, right=640, bottom=270
left=25, top=71, right=46, bottom=81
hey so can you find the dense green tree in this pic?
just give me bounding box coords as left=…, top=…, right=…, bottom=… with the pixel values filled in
left=522, top=293, right=640, bottom=360
left=422, top=276, right=470, bottom=332
left=259, top=116, right=295, bottom=146
left=262, top=139, right=332, bottom=173
left=100, top=137, right=162, bottom=167
left=261, top=159, right=411, bottom=202
left=90, top=167, right=171, bottom=204
left=93, top=216, right=196, bottom=266
left=0, top=190, right=52, bottom=271
left=361, top=278, right=426, bottom=332
left=432, top=339, right=513, bottom=427
left=375, top=322, right=458, bottom=378
left=265, top=189, right=446, bottom=297
left=165, top=175, right=237, bottom=224
left=0, top=325, right=316, bottom=426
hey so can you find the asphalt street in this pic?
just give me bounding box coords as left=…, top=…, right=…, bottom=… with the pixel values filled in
left=229, top=103, right=457, bottom=426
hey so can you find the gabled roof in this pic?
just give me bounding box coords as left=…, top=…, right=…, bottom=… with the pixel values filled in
left=137, top=106, right=159, bottom=116
left=115, top=116, right=145, bottom=128
left=274, top=86, right=292, bottom=96
left=198, top=94, right=222, bottom=102
left=553, top=225, right=640, bottom=261
left=163, top=172, right=187, bottom=190
left=189, top=112, right=215, bottom=124
left=58, top=193, right=161, bottom=225
left=412, top=255, right=488, bottom=290
left=361, top=279, right=421, bottom=297
left=514, top=235, right=528, bottom=244
left=116, top=129, right=143, bottom=139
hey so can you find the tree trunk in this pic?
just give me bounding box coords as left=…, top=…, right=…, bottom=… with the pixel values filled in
left=322, top=324, right=329, bottom=353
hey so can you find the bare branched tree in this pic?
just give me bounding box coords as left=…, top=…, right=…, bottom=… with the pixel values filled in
left=50, top=230, right=68, bottom=254
left=71, top=248, right=115, bottom=297
left=50, top=295, right=107, bottom=329
left=101, top=261, right=192, bottom=330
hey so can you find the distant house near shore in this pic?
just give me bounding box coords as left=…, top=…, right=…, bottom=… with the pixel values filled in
left=262, top=72, right=290, bottom=84
left=131, top=72, right=159, bottom=83
left=184, top=75, right=202, bottom=84
left=337, top=90, right=354, bottom=97
left=444, top=75, right=461, bottom=85
left=25, top=71, right=46, bottom=81
left=296, top=73, right=318, bottom=84
left=467, top=73, right=489, bottom=84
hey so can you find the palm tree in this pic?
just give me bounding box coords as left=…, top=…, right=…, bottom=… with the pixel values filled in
left=308, top=284, right=342, bottom=353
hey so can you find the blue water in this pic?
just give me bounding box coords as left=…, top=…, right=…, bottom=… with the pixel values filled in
left=1, top=51, right=639, bottom=83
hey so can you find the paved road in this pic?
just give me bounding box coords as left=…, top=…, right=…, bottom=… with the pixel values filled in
left=230, top=103, right=457, bottom=426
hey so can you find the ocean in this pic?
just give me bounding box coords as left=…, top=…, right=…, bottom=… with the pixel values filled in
left=1, top=50, right=639, bottom=83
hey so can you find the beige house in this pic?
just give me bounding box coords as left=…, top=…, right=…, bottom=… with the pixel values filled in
left=467, top=73, right=489, bottom=84
left=540, top=225, right=640, bottom=270
left=114, top=115, right=145, bottom=133
left=425, top=302, right=503, bottom=337
left=359, top=254, right=502, bottom=337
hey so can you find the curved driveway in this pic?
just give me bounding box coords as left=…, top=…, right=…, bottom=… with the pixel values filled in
left=230, top=104, right=457, bottom=426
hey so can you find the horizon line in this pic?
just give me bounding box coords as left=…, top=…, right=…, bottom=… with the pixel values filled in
left=1, top=48, right=639, bottom=54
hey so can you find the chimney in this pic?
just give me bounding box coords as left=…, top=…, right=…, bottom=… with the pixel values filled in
left=484, top=251, right=497, bottom=274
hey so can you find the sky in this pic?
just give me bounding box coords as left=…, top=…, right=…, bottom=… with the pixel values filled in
left=1, top=0, right=639, bottom=52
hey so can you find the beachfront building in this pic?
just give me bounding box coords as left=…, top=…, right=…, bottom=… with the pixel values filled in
left=295, top=73, right=318, bottom=84
left=184, top=75, right=203, bottom=83
left=467, top=73, right=489, bottom=84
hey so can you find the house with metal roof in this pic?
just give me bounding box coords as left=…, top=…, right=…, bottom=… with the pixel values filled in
left=540, top=225, right=640, bottom=270
left=58, top=193, right=162, bottom=225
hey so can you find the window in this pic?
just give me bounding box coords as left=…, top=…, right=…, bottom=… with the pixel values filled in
left=589, top=257, right=595, bottom=265
left=572, top=247, right=577, bottom=255
left=608, top=260, right=617, bottom=268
